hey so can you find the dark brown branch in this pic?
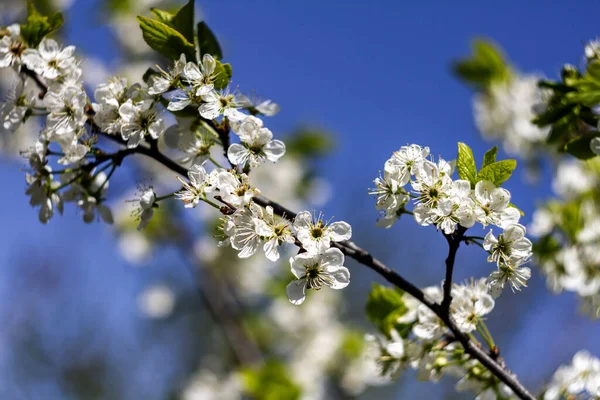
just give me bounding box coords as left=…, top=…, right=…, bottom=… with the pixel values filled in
left=441, top=226, right=466, bottom=313
left=23, top=69, right=535, bottom=400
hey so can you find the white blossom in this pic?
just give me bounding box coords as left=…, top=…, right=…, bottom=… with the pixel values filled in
left=119, top=99, right=165, bottom=148
left=227, top=117, right=285, bottom=167
left=473, top=180, right=520, bottom=228
left=183, top=54, right=217, bottom=96
left=286, top=247, right=350, bottom=305
left=44, top=85, right=87, bottom=138
left=148, top=53, right=186, bottom=95
left=486, top=258, right=531, bottom=298
left=483, top=224, right=532, bottom=266
left=217, top=170, right=258, bottom=208
left=22, top=38, right=78, bottom=81
left=176, top=165, right=216, bottom=208
left=199, top=89, right=244, bottom=121
left=293, top=211, right=352, bottom=253
left=0, top=79, right=37, bottom=133
left=131, top=187, right=156, bottom=230
left=0, top=24, right=24, bottom=68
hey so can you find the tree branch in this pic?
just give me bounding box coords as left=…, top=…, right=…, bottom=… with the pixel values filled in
left=23, top=70, right=535, bottom=400
left=441, top=226, right=466, bottom=313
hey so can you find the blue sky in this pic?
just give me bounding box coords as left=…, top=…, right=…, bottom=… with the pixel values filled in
left=1, top=0, right=599, bottom=398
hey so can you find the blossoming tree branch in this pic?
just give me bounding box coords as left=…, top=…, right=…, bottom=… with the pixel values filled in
left=1, top=1, right=599, bottom=399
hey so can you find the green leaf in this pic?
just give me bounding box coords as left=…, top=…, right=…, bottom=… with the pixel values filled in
left=242, top=361, right=301, bottom=400
left=587, top=60, right=600, bottom=83
left=365, top=283, right=406, bottom=335
left=20, top=0, right=64, bottom=48
left=150, top=8, right=175, bottom=25
left=453, top=39, right=510, bottom=90
left=476, top=159, right=517, bottom=186
left=172, top=0, right=195, bottom=44
left=532, top=103, right=577, bottom=127
left=136, top=16, right=195, bottom=61
left=565, top=90, right=600, bottom=107
left=197, top=21, right=223, bottom=59
left=564, top=133, right=600, bottom=160
left=456, top=142, right=478, bottom=186
left=482, top=146, right=498, bottom=168
left=212, top=60, right=232, bottom=89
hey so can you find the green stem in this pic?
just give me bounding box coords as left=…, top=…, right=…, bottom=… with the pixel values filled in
left=201, top=197, right=222, bottom=209
left=478, top=320, right=496, bottom=350
left=209, top=156, right=223, bottom=168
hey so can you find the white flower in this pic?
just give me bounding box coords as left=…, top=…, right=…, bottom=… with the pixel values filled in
left=545, top=350, right=600, bottom=400
left=293, top=211, right=352, bottom=253
left=199, top=90, right=244, bottom=121
left=473, top=180, right=520, bottom=228
left=92, top=77, right=128, bottom=135
left=412, top=287, right=446, bottom=341
left=473, top=74, right=549, bottom=157
left=55, top=130, right=89, bottom=165
left=176, top=165, right=215, bottom=208
left=585, top=38, right=600, bottom=61
left=253, top=206, right=295, bottom=261
left=0, top=79, right=37, bottom=133
left=486, top=259, right=531, bottom=298
left=229, top=203, right=265, bottom=259
left=164, top=120, right=217, bottom=166
left=386, top=144, right=430, bottom=186
left=132, top=187, right=155, bottom=230
left=451, top=279, right=495, bottom=333
left=183, top=54, right=217, bottom=96
left=119, top=99, right=165, bottom=148
left=22, top=38, right=78, bottom=81
left=412, top=158, right=454, bottom=208
left=148, top=53, right=186, bottom=95
left=227, top=121, right=286, bottom=167
left=0, top=24, right=24, bottom=68
left=286, top=247, right=350, bottom=305
left=77, top=195, right=114, bottom=224
left=217, top=171, right=258, bottom=208
left=137, top=284, right=176, bottom=318
left=553, top=159, right=596, bottom=199
left=369, top=169, right=409, bottom=228
left=236, top=93, right=280, bottom=116
left=25, top=165, right=63, bottom=224
left=483, top=224, right=532, bottom=266
left=166, top=89, right=195, bottom=111
left=44, top=86, right=88, bottom=138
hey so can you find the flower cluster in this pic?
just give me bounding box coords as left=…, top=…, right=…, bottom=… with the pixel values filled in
left=544, top=351, right=600, bottom=399
left=366, top=279, right=513, bottom=399
left=530, top=158, right=600, bottom=318
left=371, top=144, right=533, bottom=297
left=473, top=74, right=549, bottom=158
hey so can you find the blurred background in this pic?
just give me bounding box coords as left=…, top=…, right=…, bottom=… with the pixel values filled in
left=0, top=0, right=599, bottom=398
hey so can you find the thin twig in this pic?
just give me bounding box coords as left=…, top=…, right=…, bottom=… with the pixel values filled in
left=24, top=69, right=536, bottom=400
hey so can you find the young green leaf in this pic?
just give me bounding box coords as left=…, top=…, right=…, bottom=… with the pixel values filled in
left=20, top=0, right=64, bottom=48
left=197, top=21, right=223, bottom=60
left=172, top=0, right=195, bottom=44
left=476, top=159, right=517, bottom=186
left=482, top=145, right=498, bottom=169
left=150, top=8, right=175, bottom=25
left=365, top=283, right=406, bottom=335
left=564, top=133, right=600, bottom=160
left=137, top=16, right=195, bottom=61
left=213, top=60, right=232, bottom=89
left=453, top=39, right=510, bottom=90
left=457, top=142, right=478, bottom=186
